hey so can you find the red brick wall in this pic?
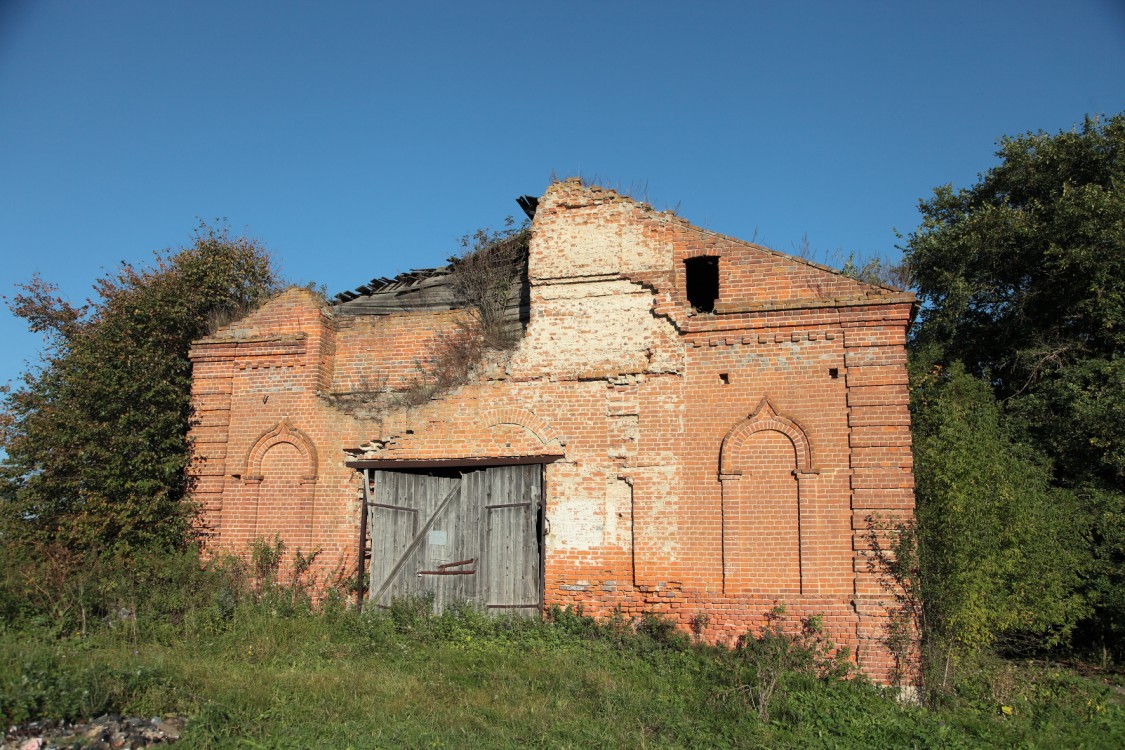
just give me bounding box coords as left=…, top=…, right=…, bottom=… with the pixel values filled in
left=725, top=430, right=801, bottom=593
left=330, top=311, right=462, bottom=393
left=254, top=442, right=311, bottom=550
left=188, top=178, right=916, bottom=682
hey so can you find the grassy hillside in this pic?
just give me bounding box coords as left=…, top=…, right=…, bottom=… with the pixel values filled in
left=2, top=593, right=1122, bottom=749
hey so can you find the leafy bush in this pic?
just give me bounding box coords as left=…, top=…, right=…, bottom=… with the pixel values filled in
left=635, top=611, right=690, bottom=650
left=864, top=515, right=925, bottom=688
left=0, top=224, right=280, bottom=554
left=0, top=635, right=171, bottom=725
left=386, top=591, right=437, bottom=633
left=726, top=605, right=854, bottom=722
left=903, top=114, right=1125, bottom=657
left=910, top=360, right=1089, bottom=695
left=0, top=533, right=348, bottom=644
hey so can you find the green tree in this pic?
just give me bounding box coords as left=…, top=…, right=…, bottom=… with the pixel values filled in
left=837, top=251, right=912, bottom=290
left=910, top=359, right=1087, bottom=657
left=0, top=225, right=280, bottom=554
left=903, top=113, right=1125, bottom=655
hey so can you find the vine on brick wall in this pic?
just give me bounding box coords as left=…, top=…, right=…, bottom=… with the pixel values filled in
left=324, top=222, right=529, bottom=416
left=394, top=222, right=528, bottom=407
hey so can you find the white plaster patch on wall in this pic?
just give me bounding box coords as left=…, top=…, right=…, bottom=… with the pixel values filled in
left=607, top=414, right=639, bottom=461
left=620, top=221, right=672, bottom=276
left=533, top=279, right=643, bottom=301
left=629, top=464, right=683, bottom=561
left=546, top=466, right=607, bottom=552
left=604, top=477, right=633, bottom=548
left=510, top=279, right=669, bottom=378
left=645, top=315, right=684, bottom=374
left=532, top=210, right=649, bottom=280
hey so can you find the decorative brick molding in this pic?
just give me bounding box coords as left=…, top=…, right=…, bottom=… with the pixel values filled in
left=243, top=417, right=318, bottom=483
left=479, top=407, right=567, bottom=449
left=720, top=397, right=815, bottom=475
left=188, top=180, right=916, bottom=683
left=224, top=418, right=320, bottom=552
left=719, top=398, right=819, bottom=596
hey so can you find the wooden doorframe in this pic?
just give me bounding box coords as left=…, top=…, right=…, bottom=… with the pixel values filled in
left=350, top=455, right=560, bottom=612
left=346, top=455, right=562, bottom=471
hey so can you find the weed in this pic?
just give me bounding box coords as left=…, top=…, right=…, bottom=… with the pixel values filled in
left=636, top=611, right=689, bottom=649
left=0, top=635, right=171, bottom=725
left=387, top=591, right=436, bottom=633
left=727, top=605, right=854, bottom=723
left=250, top=534, right=284, bottom=589
left=393, top=321, right=490, bottom=408
left=393, top=224, right=528, bottom=407
left=1, top=544, right=1121, bottom=747
left=546, top=604, right=602, bottom=639
left=320, top=370, right=391, bottom=419
left=449, top=222, right=527, bottom=350
left=689, top=612, right=711, bottom=642
left=865, top=515, right=925, bottom=689
left=0, top=593, right=1121, bottom=747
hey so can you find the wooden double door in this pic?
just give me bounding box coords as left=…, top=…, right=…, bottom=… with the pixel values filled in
left=365, top=463, right=543, bottom=613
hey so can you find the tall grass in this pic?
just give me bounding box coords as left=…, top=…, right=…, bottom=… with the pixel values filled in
left=1, top=543, right=1122, bottom=748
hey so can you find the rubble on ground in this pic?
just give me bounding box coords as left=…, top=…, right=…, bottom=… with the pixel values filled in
left=2, top=714, right=185, bottom=750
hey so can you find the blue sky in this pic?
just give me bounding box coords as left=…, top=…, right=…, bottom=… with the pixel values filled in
left=1, top=0, right=1123, bottom=390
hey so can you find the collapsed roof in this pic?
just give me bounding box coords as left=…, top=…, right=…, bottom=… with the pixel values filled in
left=331, top=228, right=530, bottom=321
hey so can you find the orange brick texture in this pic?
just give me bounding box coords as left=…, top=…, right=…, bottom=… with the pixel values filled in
left=188, top=178, right=917, bottom=683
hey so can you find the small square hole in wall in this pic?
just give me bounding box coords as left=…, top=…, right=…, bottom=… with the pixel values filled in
left=829, top=368, right=839, bottom=379
left=719, top=373, right=730, bottom=385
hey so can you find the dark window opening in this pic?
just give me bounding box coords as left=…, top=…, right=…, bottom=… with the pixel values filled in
left=685, top=256, right=720, bottom=313
left=829, top=368, right=839, bottom=379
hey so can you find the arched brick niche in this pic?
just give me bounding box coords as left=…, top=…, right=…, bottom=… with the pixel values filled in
left=244, top=418, right=319, bottom=482
left=237, top=418, right=319, bottom=552
left=719, top=398, right=819, bottom=595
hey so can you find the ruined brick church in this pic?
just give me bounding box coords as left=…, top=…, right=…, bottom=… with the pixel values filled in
left=188, top=179, right=916, bottom=680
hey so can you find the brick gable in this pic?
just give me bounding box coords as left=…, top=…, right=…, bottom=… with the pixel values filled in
left=188, top=178, right=916, bottom=682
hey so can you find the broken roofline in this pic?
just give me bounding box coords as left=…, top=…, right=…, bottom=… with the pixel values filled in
left=332, top=224, right=531, bottom=304
left=331, top=180, right=913, bottom=307
left=333, top=265, right=452, bottom=303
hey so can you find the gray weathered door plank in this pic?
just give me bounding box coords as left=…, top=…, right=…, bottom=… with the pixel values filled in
left=368, top=464, right=542, bottom=614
